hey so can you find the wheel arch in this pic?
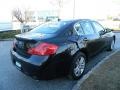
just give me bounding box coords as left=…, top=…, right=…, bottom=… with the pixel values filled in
left=68, top=48, right=88, bottom=79
left=73, top=48, right=88, bottom=61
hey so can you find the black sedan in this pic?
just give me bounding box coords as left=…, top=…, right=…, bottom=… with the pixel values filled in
left=10, top=19, right=115, bottom=80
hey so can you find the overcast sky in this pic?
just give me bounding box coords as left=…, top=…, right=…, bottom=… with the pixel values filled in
left=0, top=0, right=119, bottom=22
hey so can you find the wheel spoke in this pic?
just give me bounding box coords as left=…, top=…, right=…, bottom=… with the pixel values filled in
left=80, top=69, right=84, bottom=73
left=74, top=56, right=85, bottom=77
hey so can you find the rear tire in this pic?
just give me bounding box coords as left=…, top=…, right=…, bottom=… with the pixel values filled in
left=68, top=52, right=86, bottom=80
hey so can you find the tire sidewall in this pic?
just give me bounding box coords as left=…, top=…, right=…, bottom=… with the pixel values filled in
left=108, top=38, right=115, bottom=51
left=69, top=52, right=86, bottom=80
left=111, top=39, right=115, bottom=50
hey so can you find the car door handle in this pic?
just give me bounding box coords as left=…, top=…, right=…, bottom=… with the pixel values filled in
left=83, top=38, right=88, bottom=41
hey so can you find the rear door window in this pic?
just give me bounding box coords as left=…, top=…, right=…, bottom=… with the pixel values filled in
left=80, top=21, right=95, bottom=35
left=74, top=22, right=85, bottom=35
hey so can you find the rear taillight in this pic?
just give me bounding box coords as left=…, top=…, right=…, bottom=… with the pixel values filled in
left=27, top=43, right=58, bottom=56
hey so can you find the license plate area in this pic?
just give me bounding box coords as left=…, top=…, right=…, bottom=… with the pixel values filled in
left=15, top=61, right=21, bottom=70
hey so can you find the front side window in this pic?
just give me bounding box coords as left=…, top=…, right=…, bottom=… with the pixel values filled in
left=92, top=22, right=104, bottom=33
left=80, top=21, right=95, bottom=35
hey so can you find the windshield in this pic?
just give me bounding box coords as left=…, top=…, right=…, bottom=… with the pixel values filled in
left=29, top=21, right=71, bottom=34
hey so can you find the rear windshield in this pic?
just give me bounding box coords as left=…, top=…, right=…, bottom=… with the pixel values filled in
left=29, top=21, right=71, bottom=34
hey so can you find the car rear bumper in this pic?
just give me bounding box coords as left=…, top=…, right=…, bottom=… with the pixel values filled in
left=10, top=50, right=59, bottom=79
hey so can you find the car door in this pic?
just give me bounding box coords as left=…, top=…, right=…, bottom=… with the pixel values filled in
left=78, top=21, right=101, bottom=56
left=91, top=21, right=107, bottom=50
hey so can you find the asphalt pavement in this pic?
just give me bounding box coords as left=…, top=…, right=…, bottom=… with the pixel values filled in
left=0, top=32, right=120, bottom=90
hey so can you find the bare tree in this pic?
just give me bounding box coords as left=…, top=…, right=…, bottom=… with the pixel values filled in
left=12, top=8, right=24, bottom=23
left=12, top=8, right=34, bottom=33
left=24, top=10, right=34, bottom=23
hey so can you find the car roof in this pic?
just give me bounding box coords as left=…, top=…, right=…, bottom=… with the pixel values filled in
left=60, top=19, right=94, bottom=23
left=56, top=19, right=96, bottom=35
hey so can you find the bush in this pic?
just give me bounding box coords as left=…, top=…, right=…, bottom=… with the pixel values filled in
left=0, top=30, right=20, bottom=39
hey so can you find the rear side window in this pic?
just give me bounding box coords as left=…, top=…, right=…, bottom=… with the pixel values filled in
left=80, top=21, right=95, bottom=35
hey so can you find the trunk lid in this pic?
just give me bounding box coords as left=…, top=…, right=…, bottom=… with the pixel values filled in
left=14, top=32, right=55, bottom=57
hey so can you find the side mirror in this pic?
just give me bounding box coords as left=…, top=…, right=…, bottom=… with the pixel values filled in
left=99, top=30, right=106, bottom=35
left=105, top=28, right=113, bottom=33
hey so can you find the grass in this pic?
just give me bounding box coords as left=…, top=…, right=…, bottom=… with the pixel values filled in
left=80, top=51, right=120, bottom=90
left=0, top=30, right=20, bottom=39
left=112, top=28, right=120, bottom=31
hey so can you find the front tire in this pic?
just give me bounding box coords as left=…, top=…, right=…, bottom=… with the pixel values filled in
left=107, top=39, right=115, bottom=51
left=68, top=52, right=86, bottom=80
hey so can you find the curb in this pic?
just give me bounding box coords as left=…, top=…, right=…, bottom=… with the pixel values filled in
left=0, top=39, right=14, bottom=41
left=113, top=30, right=120, bottom=33
left=72, top=49, right=120, bottom=90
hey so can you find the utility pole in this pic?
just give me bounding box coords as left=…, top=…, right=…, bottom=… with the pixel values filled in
left=73, top=0, right=75, bottom=18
